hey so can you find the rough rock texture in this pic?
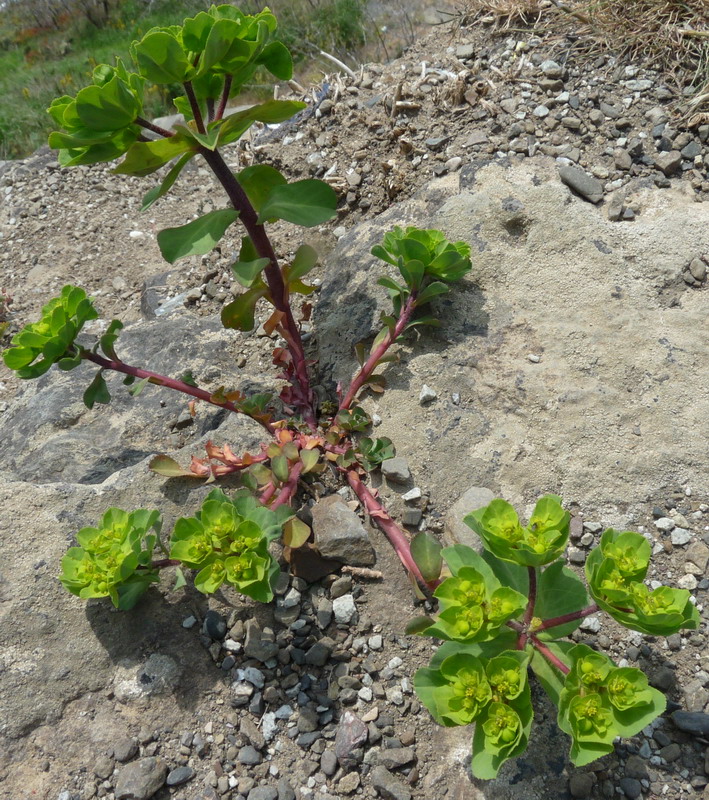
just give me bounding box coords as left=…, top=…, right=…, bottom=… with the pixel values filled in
left=311, top=494, right=376, bottom=565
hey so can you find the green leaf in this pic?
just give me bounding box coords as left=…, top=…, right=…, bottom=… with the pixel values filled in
left=256, top=40, right=293, bottom=80
left=173, top=567, right=187, bottom=591
left=231, top=257, right=270, bottom=288
left=534, top=560, right=589, bottom=639
left=83, top=371, right=111, bottom=409
left=411, top=532, right=443, bottom=583
left=99, top=319, right=123, bottom=360
left=405, top=615, right=434, bottom=635
left=300, top=448, right=320, bottom=473
left=128, top=376, right=150, bottom=397
left=158, top=208, right=239, bottom=263
left=149, top=455, right=196, bottom=478
left=236, top=164, right=287, bottom=213
left=481, top=549, right=529, bottom=595
left=271, top=454, right=289, bottom=483
left=257, top=180, right=337, bottom=227
left=195, top=560, right=226, bottom=594
left=115, top=135, right=194, bottom=177
left=283, top=517, right=311, bottom=548
left=416, top=281, right=449, bottom=305
left=75, top=76, right=141, bottom=131
left=141, top=152, right=195, bottom=211
left=288, top=244, right=319, bottom=281
left=217, top=100, right=305, bottom=147
left=399, top=259, right=425, bottom=290
left=221, top=285, right=268, bottom=331
left=134, top=31, right=190, bottom=84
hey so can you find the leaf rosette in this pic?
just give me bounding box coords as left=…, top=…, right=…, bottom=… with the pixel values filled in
left=3, top=285, right=98, bottom=378
left=586, top=529, right=700, bottom=635
left=169, top=488, right=292, bottom=602
left=557, top=644, right=666, bottom=766
left=463, top=495, right=570, bottom=567
left=59, top=508, right=161, bottom=610
left=419, top=547, right=527, bottom=643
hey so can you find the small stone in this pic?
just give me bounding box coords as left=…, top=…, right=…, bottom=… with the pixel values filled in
left=244, top=619, right=279, bottom=663
left=670, top=527, right=691, bottom=546
left=685, top=541, right=709, bottom=573
left=654, top=517, right=675, bottom=532
left=614, top=149, right=632, bottom=171
left=166, top=766, right=195, bottom=786
left=419, top=384, right=437, bottom=404
left=238, top=745, right=262, bottom=765
left=425, top=136, right=450, bottom=152
left=333, top=594, right=357, bottom=624
left=321, top=750, right=338, bottom=776
left=456, top=43, right=475, bottom=59
left=445, top=157, right=462, bottom=172
left=619, top=777, right=642, bottom=799
left=248, top=788, right=278, bottom=800
left=129, top=230, right=144, bottom=239
left=182, top=615, right=197, bottom=629
left=305, top=636, right=335, bottom=667
left=533, top=105, right=549, bottom=118
left=115, top=757, right=168, bottom=800
left=312, top=490, right=376, bottom=567
left=381, top=457, right=411, bottom=484
left=402, top=508, right=423, bottom=527
left=559, top=166, right=604, bottom=204
left=654, top=151, right=682, bottom=176
left=659, top=743, right=681, bottom=762
left=401, top=488, right=422, bottom=502
left=330, top=576, right=353, bottom=599
left=333, top=226, right=347, bottom=239
left=678, top=574, right=697, bottom=590
left=338, top=772, right=361, bottom=794
left=648, top=666, right=675, bottom=691
left=689, top=257, right=707, bottom=282
left=567, top=547, right=585, bottom=564
left=569, top=772, right=595, bottom=798
left=625, top=755, right=648, bottom=780
left=375, top=747, right=415, bottom=769
left=579, top=615, right=601, bottom=633
left=681, top=140, right=702, bottom=159
left=371, top=765, right=412, bottom=800
left=540, top=60, right=563, bottom=78
left=203, top=610, right=227, bottom=640
left=277, top=778, right=296, bottom=800
left=672, top=710, right=709, bottom=736
left=93, top=754, right=115, bottom=780
left=600, top=102, right=622, bottom=119
left=527, top=353, right=541, bottom=363
left=113, top=737, right=139, bottom=763
left=335, top=711, right=368, bottom=765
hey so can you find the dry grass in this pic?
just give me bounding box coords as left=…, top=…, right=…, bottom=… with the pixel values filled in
left=457, top=0, right=709, bottom=108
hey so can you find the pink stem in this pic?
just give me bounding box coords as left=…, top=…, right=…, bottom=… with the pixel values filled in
left=536, top=603, right=599, bottom=632
left=259, top=481, right=277, bottom=505
left=82, top=351, right=275, bottom=434
left=271, top=462, right=304, bottom=509
left=531, top=636, right=570, bottom=675
left=517, top=566, right=538, bottom=649
left=346, top=468, right=427, bottom=587
left=340, top=292, right=418, bottom=411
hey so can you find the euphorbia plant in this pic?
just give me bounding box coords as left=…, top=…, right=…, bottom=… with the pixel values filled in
left=1, top=3, right=698, bottom=781
left=3, top=3, right=471, bottom=604
left=410, top=496, right=698, bottom=777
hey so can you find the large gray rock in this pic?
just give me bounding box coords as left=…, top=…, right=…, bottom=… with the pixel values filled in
left=311, top=494, right=376, bottom=566
left=0, top=316, right=268, bottom=484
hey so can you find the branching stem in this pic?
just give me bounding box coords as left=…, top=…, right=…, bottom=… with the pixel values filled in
left=271, top=462, right=304, bottom=509
left=216, top=75, right=233, bottom=121
left=532, top=635, right=570, bottom=675
left=340, top=292, right=418, bottom=410
left=81, top=350, right=275, bottom=434
left=135, top=116, right=174, bottom=138
left=198, top=147, right=317, bottom=426
left=536, top=603, right=599, bottom=632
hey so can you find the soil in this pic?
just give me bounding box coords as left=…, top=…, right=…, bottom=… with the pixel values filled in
left=1, top=9, right=708, bottom=800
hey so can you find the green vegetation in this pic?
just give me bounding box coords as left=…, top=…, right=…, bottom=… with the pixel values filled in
left=0, top=0, right=368, bottom=159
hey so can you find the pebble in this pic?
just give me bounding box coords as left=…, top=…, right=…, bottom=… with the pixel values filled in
left=115, top=757, right=168, bottom=800
left=333, top=594, right=357, bottom=624
left=401, top=487, right=422, bottom=502
left=381, top=457, right=411, bottom=484
left=311, top=494, right=376, bottom=566
left=670, top=527, right=691, bottom=546
left=619, top=777, right=642, bottom=799
left=569, top=772, right=595, bottom=798
left=370, top=765, right=412, bottom=800
left=672, top=711, right=709, bottom=736
left=558, top=165, right=604, bottom=204
left=419, top=384, right=437, bottom=404
left=540, top=60, right=563, bottom=78
left=248, top=788, right=278, bottom=800
left=654, top=516, right=675, bottom=532
left=166, top=766, right=195, bottom=786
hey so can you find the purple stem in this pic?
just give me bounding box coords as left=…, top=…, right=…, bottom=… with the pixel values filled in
left=536, top=603, right=599, bottom=632
left=183, top=81, right=206, bottom=134
left=135, top=116, right=175, bottom=138
left=517, top=566, right=538, bottom=649
left=215, top=75, right=233, bottom=121
left=81, top=350, right=275, bottom=434
left=198, top=147, right=317, bottom=427
left=149, top=558, right=181, bottom=569
left=340, top=292, right=418, bottom=410
left=532, top=636, right=570, bottom=675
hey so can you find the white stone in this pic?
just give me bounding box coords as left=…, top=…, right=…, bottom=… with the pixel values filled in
left=333, top=593, right=357, bottom=624
left=401, top=488, right=422, bottom=502
left=580, top=615, right=601, bottom=633
left=670, top=528, right=691, bottom=546
left=678, top=574, right=698, bottom=590
left=419, top=384, right=437, bottom=404
left=654, top=517, right=675, bottom=532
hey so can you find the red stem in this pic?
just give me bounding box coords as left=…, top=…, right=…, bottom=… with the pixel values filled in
left=340, top=292, right=418, bottom=410
left=81, top=350, right=275, bottom=434
left=149, top=558, right=181, bottom=569
left=531, top=636, right=570, bottom=675
left=346, top=468, right=428, bottom=588
left=271, top=462, right=304, bottom=509
left=135, top=116, right=174, bottom=138
left=517, top=566, right=538, bottom=649
left=183, top=81, right=206, bottom=134
left=259, top=481, right=277, bottom=505
left=536, top=603, right=599, bottom=632
left=198, top=147, right=317, bottom=427
left=215, top=75, right=233, bottom=121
